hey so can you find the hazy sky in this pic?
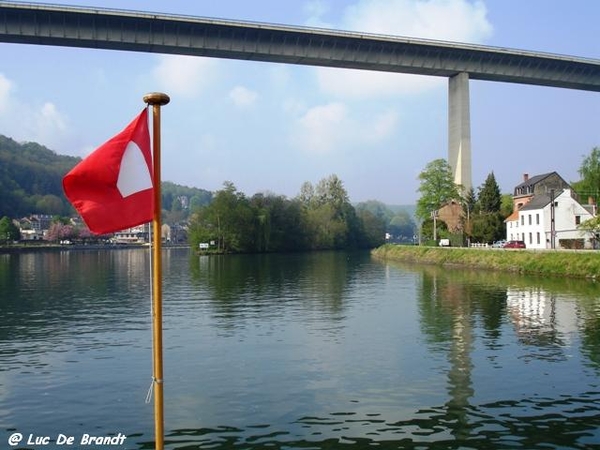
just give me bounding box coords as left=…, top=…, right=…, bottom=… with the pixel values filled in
left=0, top=0, right=598, bottom=204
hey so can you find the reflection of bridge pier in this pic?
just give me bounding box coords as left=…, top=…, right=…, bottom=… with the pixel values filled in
left=421, top=271, right=476, bottom=440
left=440, top=279, right=475, bottom=441
left=446, top=308, right=474, bottom=441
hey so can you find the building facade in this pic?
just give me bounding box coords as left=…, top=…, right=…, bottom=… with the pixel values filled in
left=506, top=189, right=594, bottom=249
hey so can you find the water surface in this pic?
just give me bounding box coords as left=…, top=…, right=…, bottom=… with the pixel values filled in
left=1, top=248, right=599, bottom=449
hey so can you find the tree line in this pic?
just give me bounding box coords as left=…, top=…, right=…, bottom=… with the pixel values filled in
left=188, top=175, right=415, bottom=253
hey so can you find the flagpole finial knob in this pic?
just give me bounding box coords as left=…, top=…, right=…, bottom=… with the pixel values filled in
left=143, top=92, right=170, bottom=106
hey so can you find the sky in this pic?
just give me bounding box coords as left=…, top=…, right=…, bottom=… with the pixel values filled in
left=0, top=0, right=598, bottom=205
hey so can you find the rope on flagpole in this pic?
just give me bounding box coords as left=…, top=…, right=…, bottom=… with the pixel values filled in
left=145, top=377, right=164, bottom=404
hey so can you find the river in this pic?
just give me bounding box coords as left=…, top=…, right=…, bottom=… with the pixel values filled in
left=1, top=248, right=599, bottom=449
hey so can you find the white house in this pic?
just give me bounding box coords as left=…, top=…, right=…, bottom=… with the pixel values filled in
left=506, top=189, right=594, bottom=249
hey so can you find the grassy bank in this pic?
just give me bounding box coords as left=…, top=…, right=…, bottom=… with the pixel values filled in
left=371, top=244, right=600, bottom=279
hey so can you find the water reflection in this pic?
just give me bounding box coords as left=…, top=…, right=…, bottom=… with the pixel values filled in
left=188, top=251, right=371, bottom=330
left=408, top=263, right=600, bottom=449
left=2, top=250, right=600, bottom=449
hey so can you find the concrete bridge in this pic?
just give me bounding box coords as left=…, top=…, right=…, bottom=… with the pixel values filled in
left=1, top=2, right=599, bottom=191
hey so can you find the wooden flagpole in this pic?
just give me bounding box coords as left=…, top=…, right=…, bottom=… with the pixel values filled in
left=143, top=92, right=170, bottom=450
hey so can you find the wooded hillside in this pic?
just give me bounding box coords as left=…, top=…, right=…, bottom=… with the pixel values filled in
left=0, top=135, right=212, bottom=219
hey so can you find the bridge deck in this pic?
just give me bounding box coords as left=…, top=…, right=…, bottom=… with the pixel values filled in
left=0, top=2, right=599, bottom=92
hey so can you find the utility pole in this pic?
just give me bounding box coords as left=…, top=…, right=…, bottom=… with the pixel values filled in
left=550, top=189, right=556, bottom=249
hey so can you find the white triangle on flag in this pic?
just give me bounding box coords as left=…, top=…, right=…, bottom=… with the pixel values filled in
left=117, top=140, right=153, bottom=198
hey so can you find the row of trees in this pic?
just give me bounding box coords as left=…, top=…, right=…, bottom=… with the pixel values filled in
left=188, top=175, right=413, bottom=253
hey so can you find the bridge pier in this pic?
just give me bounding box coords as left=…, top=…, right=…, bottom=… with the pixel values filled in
left=448, top=72, right=472, bottom=194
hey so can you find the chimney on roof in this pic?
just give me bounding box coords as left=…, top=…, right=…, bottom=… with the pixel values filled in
left=523, top=173, right=529, bottom=182
left=589, top=196, right=596, bottom=205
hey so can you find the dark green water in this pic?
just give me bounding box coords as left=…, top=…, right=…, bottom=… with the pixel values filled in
left=1, top=248, right=600, bottom=449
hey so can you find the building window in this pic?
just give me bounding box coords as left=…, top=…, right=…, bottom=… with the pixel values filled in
left=537, top=232, right=540, bottom=244
left=521, top=215, right=525, bottom=226
left=529, top=233, right=532, bottom=244
left=528, top=214, right=532, bottom=225
left=536, top=214, right=539, bottom=225
left=575, top=216, right=581, bottom=225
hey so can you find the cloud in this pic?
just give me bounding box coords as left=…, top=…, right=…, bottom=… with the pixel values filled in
left=304, top=0, right=333, bottom=28
left=315, top=0, right=493, bottom=99
left=316, top=68, right=443, bottom=99
left=0, top=73, right=71, bottom=151
left=229, top=86, right=259, bottom=108
left=35, top=102, right=68, bottom=140
left=152, top=55, right=218, bottom=99
left=366, top=109, right=399, bottom=142
left=0, top=73, right=13, bottom=113
left=292, top=102, right=399, bottom=154
left=294, top=102, right=348, bottom=154
left=342, top=0, right=493, bottom=42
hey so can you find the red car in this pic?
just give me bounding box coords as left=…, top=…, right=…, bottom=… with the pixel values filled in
left=503, top=240, right=526, bottom=249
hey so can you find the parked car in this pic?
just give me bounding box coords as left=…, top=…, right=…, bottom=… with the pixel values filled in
left=503, top=240, right=526, bottom=249
left=491, top=240, right=506, bottom=248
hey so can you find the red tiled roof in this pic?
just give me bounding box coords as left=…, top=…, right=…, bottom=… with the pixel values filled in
left=504, top=210, right=519, bottom=222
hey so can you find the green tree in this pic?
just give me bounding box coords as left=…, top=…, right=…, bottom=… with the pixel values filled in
left=298, top=181, right=315, bottom=207
left=416, top=159, right=461, bottom=221
left=461, top=187, right=477, bottom=241
left=189, top=181, right=255, bottom=253
left=575, top=146, right=600, bottom=202
left=315, top=174, right=349, bottom=211
left=250, top=193, right=307, bottom=252
left=470, top=213, right=504, bottom=244
left=355, top=208, right=386, bottom=247
left=420, top=217, right=448, bottom=242
left=478, top=172, right=501, bottom=213
left=469, top=173, right=505, bottom=244
left=0, top=216, right=20, bottom=242
left=416, top=158, right=461, bottom=222
left=500, top=194, right=513, bottom=218
left=578, top=215, right=600, bottom=249
left=301, top=174, right=355, bottom=249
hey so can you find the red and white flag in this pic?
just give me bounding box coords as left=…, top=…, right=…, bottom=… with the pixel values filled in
left=63, top=109, right=154, bottom=235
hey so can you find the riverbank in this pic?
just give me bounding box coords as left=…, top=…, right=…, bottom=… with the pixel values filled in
left=371, top=244, right=600, bottom=279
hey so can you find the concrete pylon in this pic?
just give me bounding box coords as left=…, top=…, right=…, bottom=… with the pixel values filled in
left=448, top=72, right=472, bottom=193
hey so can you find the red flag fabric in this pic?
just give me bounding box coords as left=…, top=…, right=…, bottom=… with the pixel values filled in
left=63, top=109, right=154, bottom=235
